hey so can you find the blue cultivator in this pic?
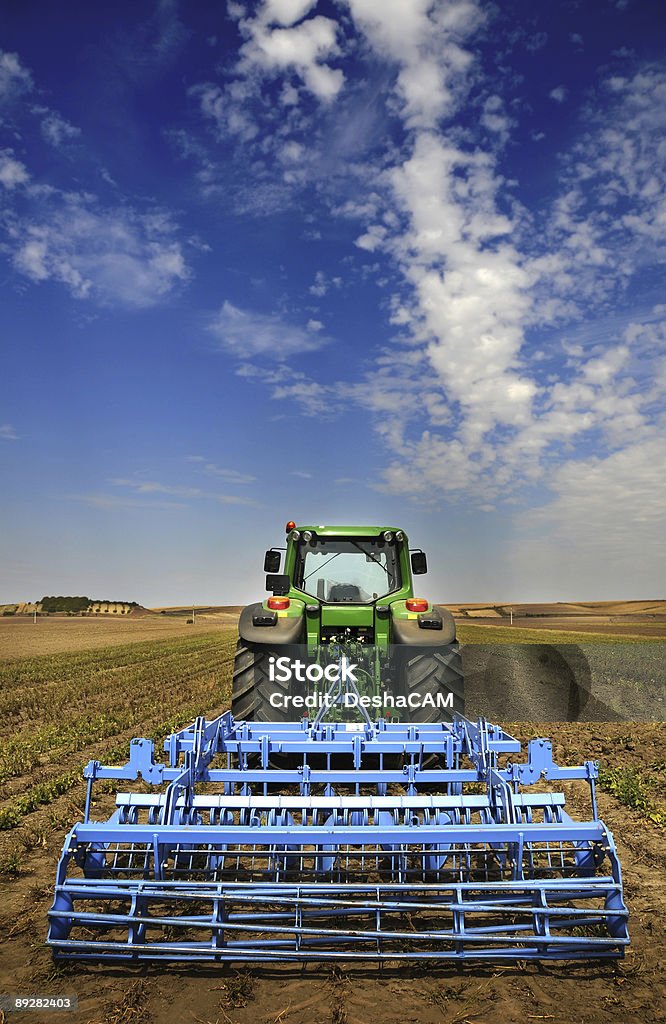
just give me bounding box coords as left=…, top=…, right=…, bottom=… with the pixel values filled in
left=47, top=713, right=628, bottom=963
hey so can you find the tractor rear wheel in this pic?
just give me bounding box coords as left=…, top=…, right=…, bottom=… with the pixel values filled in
left=231, top=640, right=296, bottom=723
left=232, top=640, right=305, bottom=769
left=403, top=643, right=464, bottom=723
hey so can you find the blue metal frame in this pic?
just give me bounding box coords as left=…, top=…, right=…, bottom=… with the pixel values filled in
left=47, top=713, right=628, bottom=962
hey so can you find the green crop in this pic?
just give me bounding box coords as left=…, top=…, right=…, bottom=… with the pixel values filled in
left=598, top=763, right=665, bottom=826
left=0, top=631, right=236, bottom=835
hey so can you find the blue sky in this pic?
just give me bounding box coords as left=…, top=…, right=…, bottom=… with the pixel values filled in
left=1, top=0, right=664, bottom=605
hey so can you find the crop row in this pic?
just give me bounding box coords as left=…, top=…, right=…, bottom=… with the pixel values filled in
left=0, top=632, right=235, bottom=724
left=0, top=631, right=236, bottom=832
left=598, top=762, right=666, bottom=827
left=0, top=632, right=236, bottom=720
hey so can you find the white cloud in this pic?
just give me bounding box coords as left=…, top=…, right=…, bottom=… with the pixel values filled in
left=0, top=149, right=29, bottom=189
left=206, top=0, right=543, bottom=482
left=209, top=300, right=328, bottom=359
left=216, top=494, right=258, bottom=506
left=279, top=139, right=304, bottom=164
left=111, top=478, right=204, bottom=497
left=7, top=192, right=191, bottom=306
left=0, top=48, right=193, bottom=309
left=308, top=270, right=342, bottom=295
left=549, top=85, right=568, bottom=103
left=237, top=361, right=344, bottom=416
left=309, top=270, right=327, bottom=296
left=200, top=463, right=256, bottom=484
left=345, top=0, right=483, bottom=128
left=242, top=18, right=665, bottom=520
left=355, top=223, right=387, bottom=251
left=384, top=131, right=535, bottom=448
left=528, top=67, right=666, bottom=321
left=512, top=437, right=666, bottom=591
left=262, top=0, right=318, bottom=27
left=480, top=94, right=512, bottom=143
left=357, top=61, right=665, bottom=501
left=0, top=423, right=18, bottom=440
left=191, top=3, right=665, bottom=551
left=0, top=50, right=32, bottom=104
left=38, top=110, right=81, bottom=147
left=271, top=376, right=339, bottom=415
left=192, top=82, right=260, bottom=143
left=77, top=493, right=187, bottom=511
left=190, top=4, right=347, bottom=163
left=108, top=474, right=258, bottom=507
left=238, top=10, right=344, bottom=101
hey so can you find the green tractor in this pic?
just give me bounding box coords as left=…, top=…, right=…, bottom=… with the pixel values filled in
left=232, top=522, right=463, bottom=723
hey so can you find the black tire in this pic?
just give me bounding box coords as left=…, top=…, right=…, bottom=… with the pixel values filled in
left=232, top=639, right=305, bottom=769
left=232, top=639, right=261, bottom=721
left=231, top=639, right=300, bottom=723
left=403, top=642, right=464, bottom=723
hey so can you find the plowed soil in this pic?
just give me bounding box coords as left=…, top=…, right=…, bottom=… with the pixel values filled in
left=0, top=723, right=664, bottom=1024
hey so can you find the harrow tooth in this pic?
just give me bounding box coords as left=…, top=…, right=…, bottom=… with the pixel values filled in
left=47, top=713, right=629, bottom=962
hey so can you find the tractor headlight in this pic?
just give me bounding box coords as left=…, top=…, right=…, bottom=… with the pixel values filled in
left=382, top=530, right=394, bottom=543
left=302, top=530, right=313, bottom=543
left=290, top=529, right=301, bottom=541
left=395, top=530, right=404, bottom=542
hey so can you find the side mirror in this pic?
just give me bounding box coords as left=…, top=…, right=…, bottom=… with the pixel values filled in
left=264, top=549, right=281, bottom=573
left=411, top=550, right=428, bottom=575
left=266, top=573, right=290, bottom=595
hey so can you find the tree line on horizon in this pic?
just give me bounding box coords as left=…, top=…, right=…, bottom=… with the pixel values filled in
left=39, top=597, right=139, bottom=613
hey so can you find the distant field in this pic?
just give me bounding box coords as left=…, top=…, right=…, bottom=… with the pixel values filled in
left=456, top=622, right=666, bottom=644
left=457, top=618, right=666, bottom=637
left=150, top=604, right=243, bottom=614
left=0, top=613, right=238, bottom=661
left=447, top=599, right=666, bottom=638
left=2, top=601, right=665, bottom=662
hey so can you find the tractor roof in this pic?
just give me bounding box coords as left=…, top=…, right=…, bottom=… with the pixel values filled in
left=290, top=524, right=406, bottom=538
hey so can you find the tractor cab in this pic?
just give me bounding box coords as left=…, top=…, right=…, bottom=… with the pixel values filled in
left=259, top=523, right=433, bottom=647
left=264, top=523, right=427, bottom=605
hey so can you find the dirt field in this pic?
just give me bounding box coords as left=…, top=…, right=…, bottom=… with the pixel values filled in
left=461, top=640, right=665, bottom=721
left=0, top=624, right=664, bottom=1024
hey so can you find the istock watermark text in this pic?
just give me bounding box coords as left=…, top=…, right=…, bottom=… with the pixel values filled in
left=269, top=656, right=359, bottom=683
left=268, top=691, right=453, bottom=710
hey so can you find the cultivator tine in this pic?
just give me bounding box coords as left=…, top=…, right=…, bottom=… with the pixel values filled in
left=48, top=712, right=628, bottom=963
